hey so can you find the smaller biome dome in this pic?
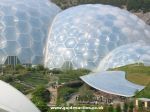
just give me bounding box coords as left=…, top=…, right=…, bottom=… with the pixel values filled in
left=96, top=42, right=150, bottom=71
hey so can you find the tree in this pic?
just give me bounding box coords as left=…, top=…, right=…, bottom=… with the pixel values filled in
left=127, top=0, right=143, bottom=11
left=129, top=101, right=134, bottom=112
left=123, top=102, right=128, bottom=112
left=15, top=64, right=24, bottom=71
left=36, top=65, right=45, bottom=71
left=31, top=86, right=51, bottom=112
left=108, top=105, right=114, bottom=112
left=116, top=104, right=121, bottom=112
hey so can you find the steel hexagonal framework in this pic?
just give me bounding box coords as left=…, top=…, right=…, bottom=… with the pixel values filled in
left=0, top=0, right=61, bottom=65
left=44, top=4, right=150, bottom=71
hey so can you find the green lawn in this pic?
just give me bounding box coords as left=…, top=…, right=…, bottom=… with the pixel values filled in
left=111, top=63, right=150, bottom=86
left=111, top=63, right=150, bottom=98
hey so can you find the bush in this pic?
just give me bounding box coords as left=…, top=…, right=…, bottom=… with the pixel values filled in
left=32, top=86, right=51, bottom=102
left=32, top=86, right=51, bottom=112
left=123, top=102, right=128, bottom=112
left=129, top=101, right=134, bottom=112
left=0, top=75, right=14, bottom=82
left=36, top=65, right=45, bottom=71
left=65, top=81, right=83, bottom=88
left=116, top=104, right=121, bottom=112
left=32, top=96, right=49, bottom=112
left=108, top=105, right=114, bottom=112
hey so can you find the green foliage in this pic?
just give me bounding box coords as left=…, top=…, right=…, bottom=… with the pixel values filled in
left=18, top=72, right=49, bottom=87
left=112, top=63, right=150, bottom=98
left=0, top=74, right=14, bottom=82
left=127, top=0, right=142, bottom=11
left=32, top=96, right=49, bottom=112
left=32, top=86, right=51, bottom=102
left=138, top=101, right=144, bottom=112
left=32, top=86, right=50, bottom=112
left=50, top=68, right=63, bottom=74
left=112, top=63, right=150, bottom=85
left=136, top=82, right=150, bottom=98
left=129, top=101, right=134, bottom=112
left=36, top=65, right=45, bottom=71
left=78, top=84, right=94, bottom=101
left=15, top=64, right=25, bottom=71
left=65, top=81, right=83, bottom=88
left=10, top=82, right=32, bottom=94
left=127, top=0, right=150, bottom=12
left=123, top=102, right=128, bottom=112
left=51, top=0, right=150, bottom=12
left=57, top=86, right=78, bottom=105
left=51, top=0, right=126, bottom=9
left=116, top=104, right=121, bottom=112
left=142, top=0, right=150, bottom=12
left=108, top=105, right=114, bottom=112
left=58, top=69, right=91, bottom=83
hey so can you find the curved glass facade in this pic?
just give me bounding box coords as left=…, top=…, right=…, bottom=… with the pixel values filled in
left=0, top=0, right=61, bottom=65
left=96, top=42, right=150, bottom=71
left=44, top=4, right=150, bottom=70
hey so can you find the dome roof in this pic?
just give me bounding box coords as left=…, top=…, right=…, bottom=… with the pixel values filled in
left=44, top=4, right=150, bottom=71
left=96, top=42, right=150, bottom=71
left=0, top=80, right=40, bottom=112
left=0, top=0, right=61, bottom=65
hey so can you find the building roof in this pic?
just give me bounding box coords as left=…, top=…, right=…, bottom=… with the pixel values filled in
left=0, top=80, right=40, bottom=112
left=138, top=98, right=150, bottom=102
left=80, top=71, right=145, bottom=97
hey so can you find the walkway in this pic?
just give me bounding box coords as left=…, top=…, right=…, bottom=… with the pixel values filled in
left=48, top=86, right=58, bottom=106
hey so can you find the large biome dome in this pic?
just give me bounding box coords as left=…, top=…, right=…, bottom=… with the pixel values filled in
left=44, top=4, right=150, bottom=71
left=0, top=0, right=61, bottom=65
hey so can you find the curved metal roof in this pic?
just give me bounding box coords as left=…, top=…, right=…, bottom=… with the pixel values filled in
left=80, top=71, right=145, bottom=97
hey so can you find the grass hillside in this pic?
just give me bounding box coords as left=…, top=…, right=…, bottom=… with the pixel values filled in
left=111, top=63, right=150, bottom=86
left=111, top=63, right=150, bottom=98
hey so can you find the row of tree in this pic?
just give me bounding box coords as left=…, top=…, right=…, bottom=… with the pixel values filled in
left=52, top=0, right=150, bottom=12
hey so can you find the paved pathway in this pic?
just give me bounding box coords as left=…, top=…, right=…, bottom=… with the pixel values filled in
left=48, top=86, right=58, bottom=106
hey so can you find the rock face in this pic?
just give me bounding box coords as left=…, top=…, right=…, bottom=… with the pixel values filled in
left=134, top=12, right=150, bottom=25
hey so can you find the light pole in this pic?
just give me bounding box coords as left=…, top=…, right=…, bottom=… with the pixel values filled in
left=138, top=55, right=140, bottom=66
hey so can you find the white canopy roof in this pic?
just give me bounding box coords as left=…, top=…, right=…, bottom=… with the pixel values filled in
left=138, top=98, right=150, bottom=102
left=80, top=71, right=145, bottom=97
left=0, top=80, right=40, bottom=112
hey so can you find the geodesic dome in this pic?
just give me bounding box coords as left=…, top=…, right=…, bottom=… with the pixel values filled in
left=96, top=42, right=150, bottom=71
left=0, top=0, right=61, bottom=65
left=44, top=4, right=150, bottom=71
left=0, top=80, right=40, bottom=112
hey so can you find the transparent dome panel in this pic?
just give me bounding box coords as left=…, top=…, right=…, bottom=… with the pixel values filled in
left=0, top=0, right=61, bottom=64
left=45, top=4, right=150, bottom=71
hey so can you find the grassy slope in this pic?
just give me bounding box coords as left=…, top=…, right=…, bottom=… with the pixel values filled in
left=111, top=63, right=150, bottom=86
left=111, top=63, right=150, bottom=98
